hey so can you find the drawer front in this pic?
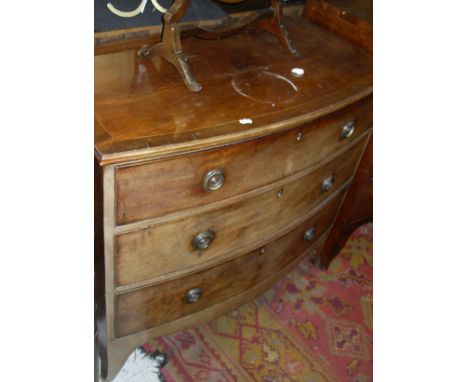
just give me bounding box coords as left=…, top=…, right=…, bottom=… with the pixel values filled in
left=114, top=138, right=366, bottom=287
left=115, top=191, right=342, bottom=338
left=115, top=97, right=372, bottom=225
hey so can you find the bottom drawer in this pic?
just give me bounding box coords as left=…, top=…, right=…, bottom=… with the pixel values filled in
left=115, top=190, right=344, bottom=338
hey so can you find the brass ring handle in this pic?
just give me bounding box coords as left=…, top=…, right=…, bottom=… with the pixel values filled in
left=304, top=227, right=315, bottom=242
left=341, top=121, right=355, bottom=139
left=185, top=288, right=202, bottom=304
left=203, top=169, right=225, bottom=191
left=321, top=174, right=335, bottom=193
left=192, top=230, right=215, bottom=250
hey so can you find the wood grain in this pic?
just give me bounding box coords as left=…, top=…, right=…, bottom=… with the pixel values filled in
left=103, top=228, right=329, bottom=381
left=115, top=191, right=341, bottom=337
left=348, top=134, right=372, bottom=224
left=303, top=0, right=372, bottom=54
left=94, top=17, right=372, bottom=165
left=95, top=7, right=373, bottom=380
left=114, top=137, right=365, bottom=287
left=320, top=132, right=372, bottom=268
left=115, top=96, right=372, bottom=224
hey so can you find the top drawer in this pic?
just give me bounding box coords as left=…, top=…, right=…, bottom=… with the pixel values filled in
left=115, top=97, right=372, bottom=225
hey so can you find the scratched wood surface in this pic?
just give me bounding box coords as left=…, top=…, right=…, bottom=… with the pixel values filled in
left=95, top=7, right=373, bottom=381
left=94, top=16, right=372, bottom=165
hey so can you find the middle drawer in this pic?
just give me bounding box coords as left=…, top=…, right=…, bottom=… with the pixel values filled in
left=115, top=139, right=365, bottom=286
left=114, top=139, right=366, bottom=287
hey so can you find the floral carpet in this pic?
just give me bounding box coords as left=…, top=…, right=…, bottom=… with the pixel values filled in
left=142, top=223, right=373, bottom=382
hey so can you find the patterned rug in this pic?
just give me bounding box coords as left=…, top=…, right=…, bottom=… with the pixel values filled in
left=140, top=223, right=373, bottom=382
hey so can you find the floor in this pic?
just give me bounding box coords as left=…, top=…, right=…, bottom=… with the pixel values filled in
left=112, top=223, right=373, bottom=382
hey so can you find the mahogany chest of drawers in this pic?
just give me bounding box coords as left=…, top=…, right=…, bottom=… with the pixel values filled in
left=94, top=8, right=372, bottom=380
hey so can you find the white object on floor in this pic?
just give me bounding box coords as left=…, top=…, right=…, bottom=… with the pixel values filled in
left=112, top=348, right=163, bottom=382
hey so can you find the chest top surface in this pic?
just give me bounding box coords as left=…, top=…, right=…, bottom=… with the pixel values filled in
left=94, top=16, right=372, bottom=165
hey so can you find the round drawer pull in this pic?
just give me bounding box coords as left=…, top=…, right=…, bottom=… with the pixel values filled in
left=341, top=121, right=355, bottom=139
left=304, top=227, right=316, bottom=242
left=296, top=132, right=303, bottom=141
left=192, top=230, right=215, bottom=250
left=277, top=188, right=285, bottom=198
left=321, top=174, right=335, bottom=193
left=203, top=169, right=225, bottom=191
left=185, top=288, right=202, bottom=304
